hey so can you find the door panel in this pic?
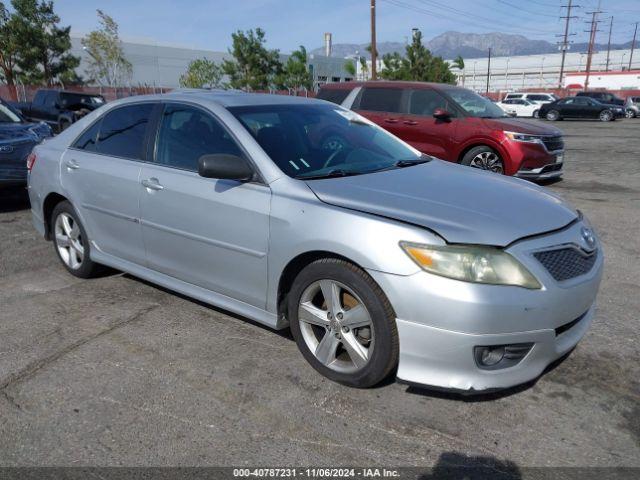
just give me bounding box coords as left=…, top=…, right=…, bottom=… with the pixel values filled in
left=140, top=165, right=271, bottom=308
left=139, top=102, right=271, bottom=308
left=398, top=89, right=458, bottom=160
left=60, top=150, right=145, bottom=263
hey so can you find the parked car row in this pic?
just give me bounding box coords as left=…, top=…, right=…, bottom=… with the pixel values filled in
left=9, top=89, right=105, bottom=133
left=27, top=89, right=603, bottom=393
left=318, top=81, right=565, bottom=181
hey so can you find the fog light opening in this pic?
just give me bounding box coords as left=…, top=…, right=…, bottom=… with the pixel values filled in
left=474, top=343, right=534, bottom=371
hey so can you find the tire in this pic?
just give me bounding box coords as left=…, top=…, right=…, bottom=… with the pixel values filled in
left=599, top=110, right=613, bottom=122
left=533, top=110, right=540, bottom=119
left=461, top=146, right=505, bottom=174
left=546, top=110, right=560, bottom=121
left=288, top=258, right=399, bottom=388
left=51, top=201, right=102, bottom=278
left=625, top=109, right=636, bottom=119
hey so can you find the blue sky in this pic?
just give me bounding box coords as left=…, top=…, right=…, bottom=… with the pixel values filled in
left=54, top=0, right=640, bottom=53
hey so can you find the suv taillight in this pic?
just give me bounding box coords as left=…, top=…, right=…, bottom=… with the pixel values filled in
left=26, top=152, right=37, bottom=171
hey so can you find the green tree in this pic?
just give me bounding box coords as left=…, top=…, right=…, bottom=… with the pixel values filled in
left=81, top=10, right=132, bottom=87
left=277, top=45, right=312, bottom=90
left=11, top=0, right=80, bottom=86
left=344, top=59, right=356, bottom=77
left=179, top=58, right=223, bottom=89
left=380, top=30, right=455, bottom=84
left=222, top=28, right=282, bottom=91
left=0, top=2, right=20, bottom=87
left=452, top=55, right=465, bottom=71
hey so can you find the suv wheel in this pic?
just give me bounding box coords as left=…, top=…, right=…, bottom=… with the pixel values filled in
left=546, top=110, right=560, bottom=121
left=625, top=109, right=636, bottom=119
left=288, top=258, right=399, bottom=388
left=599, top=110, right=613, bottom=122
left=51, top=201, right=102, bottom=278
left=461, top=146, right=505, bottom=174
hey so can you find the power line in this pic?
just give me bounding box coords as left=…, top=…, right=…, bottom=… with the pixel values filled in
left=496, top=0, right=559, bottom=18
left=557, top=0, right=579, bottom=88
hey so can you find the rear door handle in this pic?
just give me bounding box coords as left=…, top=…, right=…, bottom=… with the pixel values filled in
left=142, top=178, right=164, bottom=191
left=403, top=120, right=418, bottom=126
left=65, top=159, right=80, bottom=170
left=384, top=118, right=399, bottom=124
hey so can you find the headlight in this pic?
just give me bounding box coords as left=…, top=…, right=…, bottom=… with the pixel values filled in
left=503, top=131, right=543, bottom=144
left=400, top=242, right=541, bottom=289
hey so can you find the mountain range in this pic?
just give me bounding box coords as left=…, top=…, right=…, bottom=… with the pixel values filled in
left=310, top=31, right=635, bottom=60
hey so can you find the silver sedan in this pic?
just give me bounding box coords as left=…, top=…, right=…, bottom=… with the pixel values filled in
left=27, top=90, right=603, bottom=392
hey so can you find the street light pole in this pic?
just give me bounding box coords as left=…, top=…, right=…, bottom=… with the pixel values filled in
left=486, top=47, right=492, bottom=94
left=370, top=0, right=377, bottom=80
left=630, top=22, right=638, bottom=71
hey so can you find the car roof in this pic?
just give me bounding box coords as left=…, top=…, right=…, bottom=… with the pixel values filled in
left=319, top=80, right=460, bottom=90
left=162, top=89, right=322, bottom=107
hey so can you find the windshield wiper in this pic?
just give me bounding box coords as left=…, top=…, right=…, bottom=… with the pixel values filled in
left=298, top=169, right=362, bottom=180
left=394, top=157, right=431, bottom=168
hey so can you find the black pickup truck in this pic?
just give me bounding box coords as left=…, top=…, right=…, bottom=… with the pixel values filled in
left=10, top=89, right=106, bottom=133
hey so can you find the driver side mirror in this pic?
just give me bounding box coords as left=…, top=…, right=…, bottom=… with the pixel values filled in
left=433, top=108, right=453, bottom=121
left=198, top=154, right=254, bottom=181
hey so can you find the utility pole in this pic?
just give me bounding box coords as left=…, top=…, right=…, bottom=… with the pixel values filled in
left=557, top=0, right=578, bottom=88
left=370, top=0, right=377, bottom=80
left=630, top=22, right=638, bottom=71
left=605, top=16, right=613, bottom=71
left=486, top=47, right=491, bottom=94
left=583, top=6, right=602, bottom=91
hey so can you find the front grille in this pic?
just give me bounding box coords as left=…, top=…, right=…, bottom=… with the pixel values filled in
left=541, top=136, right=564, bottom=152
left=534, top=247, right=597, bottom=281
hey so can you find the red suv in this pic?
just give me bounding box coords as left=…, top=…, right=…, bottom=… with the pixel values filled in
left=317, top=81, right=565, bottom=180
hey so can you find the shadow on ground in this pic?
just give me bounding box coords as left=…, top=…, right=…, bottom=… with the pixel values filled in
left=418, top=451, right=522, bottom=479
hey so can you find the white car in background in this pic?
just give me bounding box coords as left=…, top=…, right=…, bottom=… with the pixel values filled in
left=497, top=99, right=541, bottom=118
left=503, top=92, right=558, bottom=105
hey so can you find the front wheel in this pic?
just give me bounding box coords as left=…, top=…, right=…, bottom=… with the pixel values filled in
left=625, top=109, right=636, bottom=119
left=51, top=201, right=102, bottom=278
left=461, top=146, right=505, bottom=174
left=533, top=110, right=540, bottom=119
left=288, top=258, right=399, bottom=388
left=599, top=110, right=613, bottom=122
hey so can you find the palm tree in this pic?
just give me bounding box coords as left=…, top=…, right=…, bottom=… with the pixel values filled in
left=452, top=55, right=465, bottom=86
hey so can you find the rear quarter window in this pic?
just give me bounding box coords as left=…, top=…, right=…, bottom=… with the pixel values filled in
left=316, top=88, right=352, bottom=105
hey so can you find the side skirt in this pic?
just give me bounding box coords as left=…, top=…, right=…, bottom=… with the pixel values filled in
left=91, top=246, right=280, bottom=330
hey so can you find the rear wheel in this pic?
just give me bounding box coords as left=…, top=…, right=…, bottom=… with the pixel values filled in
left=546, top=110, right=560, bottom=121
left=533, top=109, right=540, bottom=119
left=51, top=201, right=102, bottom=278
left=625, top=109, right=636, bottom=119
left=461, top=146, right=505, bottom=174
left=288, top=258, right=398, bottom=388
left=599, top=110, right=613, bottom=122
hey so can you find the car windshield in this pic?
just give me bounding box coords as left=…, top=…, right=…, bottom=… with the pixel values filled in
left=229, top=104, right=424, bottom=179
left=0, top=103, right=22, bottom=123
left=446, top=88, right=507, bottom=118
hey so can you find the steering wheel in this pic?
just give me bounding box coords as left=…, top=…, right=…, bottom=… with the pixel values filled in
left=323, top=147, right=351, bottom=169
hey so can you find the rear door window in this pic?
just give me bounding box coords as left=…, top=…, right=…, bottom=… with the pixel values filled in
left=358, top=87, right=403, bottom=113
left=96, top=103, right=154, bottom=160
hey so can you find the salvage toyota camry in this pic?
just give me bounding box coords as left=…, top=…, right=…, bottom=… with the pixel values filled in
left=27, top=90, right=603, bottom=392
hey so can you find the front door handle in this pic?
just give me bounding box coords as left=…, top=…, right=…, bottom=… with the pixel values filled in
left=65, top=159, right=80, bottom=170
left=142, top=178, right=164, bottom=191
left=384, top=118, right=399, bottom=124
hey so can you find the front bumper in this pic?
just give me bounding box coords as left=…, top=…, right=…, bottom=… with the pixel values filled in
left=515, top=160, right=563, bottom=181
left=0, top=168, right=27, bottom=188
left=367, top=221, right=603, bottom=392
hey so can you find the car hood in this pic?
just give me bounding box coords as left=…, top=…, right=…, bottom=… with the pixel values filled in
left=0, top=122, right=41, bottom=142
left=305, top=160, right=577, bottom=246
left=481, top=117, right=563, bottom=136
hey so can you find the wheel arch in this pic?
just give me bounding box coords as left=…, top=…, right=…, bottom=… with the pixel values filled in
left=42, top=191, right=69, bottom=240
left=276, top=250, right=378, bottom=327
left=457, top=141, right=504, bottom=164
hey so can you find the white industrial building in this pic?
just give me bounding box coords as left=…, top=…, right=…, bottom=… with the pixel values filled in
left=69, top=35, right=354, bottom=90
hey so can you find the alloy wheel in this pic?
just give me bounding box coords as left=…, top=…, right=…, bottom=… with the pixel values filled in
left=625, top=109, right=636, bottom=119
left=298, top=279, right=374, bottom=373
left=600, top=111, right=612, bottom=122
left=54, top=212, right=84, bottom=270
left=546, top=111, right=559, bottom=121
left=469, top=151, right=504, bottom=174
